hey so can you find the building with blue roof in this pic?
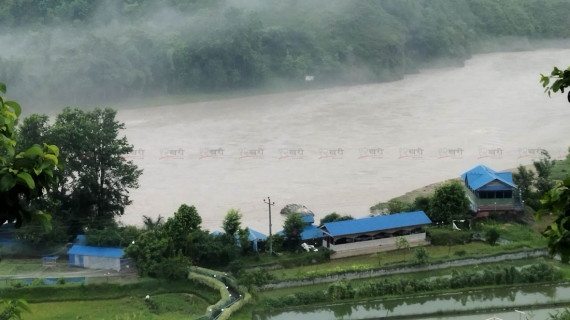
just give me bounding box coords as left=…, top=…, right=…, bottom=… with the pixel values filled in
left=67, top=245, right=125, bottom=271
left=461, top=165, right=523, bottom=216
left=319, top=211, right=431, bottom=259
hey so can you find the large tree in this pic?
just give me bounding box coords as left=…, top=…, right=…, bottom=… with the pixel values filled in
left=428, top=181, right=470, bottom=225
left=533, top=151, right=556, bottom=195
left=513, top=165, right=535, bottom=201
left=283, top=212, right=305, bottom=250
left=166, top=204, right=202, bottom=249
left=17, top=107, right=142, bottom=233
left=222, top=208, right=242, bottom=237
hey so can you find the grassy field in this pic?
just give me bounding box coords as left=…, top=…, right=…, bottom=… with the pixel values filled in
left=552, top=155, right=570, bottom=181
left=0, top=278, right=220, bottom=320
left=27, top=293, right=209, bottom=320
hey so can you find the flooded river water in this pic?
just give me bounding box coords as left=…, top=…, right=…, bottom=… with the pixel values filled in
left=117, top=48, right=570, bottom=232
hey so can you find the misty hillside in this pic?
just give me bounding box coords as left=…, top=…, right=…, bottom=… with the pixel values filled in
left=1, top=0, right=570, bottom=111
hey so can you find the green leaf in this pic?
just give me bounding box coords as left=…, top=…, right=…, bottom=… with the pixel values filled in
left=42, top=154, right=58, bottom=165
left=17, top=172, right=35, bottom=189
left=0, top=82, right=5, bottom=94
left=23, top=145, right=44, bottom=158
left=552, top=79, right=562, bottom=92
left=0, top=174, right=16, bottom=191
left=5, top=101, right=21, bottom=117
left=45, top=143, right=59, bottom=156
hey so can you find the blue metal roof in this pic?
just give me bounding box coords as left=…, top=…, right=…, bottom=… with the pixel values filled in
left=248, top=228, right=267, bottom=241
left=67, top=245, right=124, bottom=258
left=461, top=165, right=517, bottom=191
left=276, top=225, right=326, bottom=240
left=301, top=225, right=325, bottom=240
left=321, top=211, right=432, bottom=237
left=301, top=215, right=315, bottom=224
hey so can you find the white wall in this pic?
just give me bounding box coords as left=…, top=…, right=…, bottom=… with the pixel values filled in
left=84, top=256, right=121, bottom=271
left=328, top=233, right=426, bottom=252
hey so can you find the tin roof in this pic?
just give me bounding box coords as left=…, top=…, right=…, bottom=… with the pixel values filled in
left=461, top=165, right=517, bottom=191
left=67, top=245, right=124, bottom=258
left=321, top=211, right=431, bottom=237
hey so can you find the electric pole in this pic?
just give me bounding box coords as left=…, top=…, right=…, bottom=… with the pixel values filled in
left=263, top=197, right=275, bottom=255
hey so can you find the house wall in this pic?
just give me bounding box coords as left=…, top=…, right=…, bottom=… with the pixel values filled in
left=325, top=233, right=426, bottom=254
left=84, top=256, right=121, bottom=271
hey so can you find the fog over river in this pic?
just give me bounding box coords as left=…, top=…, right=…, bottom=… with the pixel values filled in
left=117, top=48, right=570, bottom=233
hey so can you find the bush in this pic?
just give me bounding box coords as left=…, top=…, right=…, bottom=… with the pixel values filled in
left=427, top=228, right=473, bottom=245
left=57, top=278, right=66, bottom=285
left=328, top=280, right=355, bottom=300
left=413, top=247, right=429, bottom=265
left=485, top=227, right=501, bottom=246
left=237, top=269, right=276, bottom=288
left=156, top=255, right=191, bottom=280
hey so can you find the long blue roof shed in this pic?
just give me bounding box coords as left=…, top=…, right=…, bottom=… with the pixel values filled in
left=67, top=245, right=125, bottom=271
left=461, top=165, right=517, bottom=191
left=321, top=211, right=432, bottom=237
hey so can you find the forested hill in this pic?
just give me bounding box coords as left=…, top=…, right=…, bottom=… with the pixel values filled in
left=1, top=0, right=570, bottom=110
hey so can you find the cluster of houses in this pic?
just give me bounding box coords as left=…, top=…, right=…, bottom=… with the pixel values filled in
left=56, top=165, right=524, bottom=271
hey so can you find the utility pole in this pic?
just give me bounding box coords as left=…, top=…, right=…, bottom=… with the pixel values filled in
left=263, top=197, right=275, bottom=255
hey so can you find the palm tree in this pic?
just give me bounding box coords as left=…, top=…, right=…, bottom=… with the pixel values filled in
left=142, top=215, right=164, bottom=231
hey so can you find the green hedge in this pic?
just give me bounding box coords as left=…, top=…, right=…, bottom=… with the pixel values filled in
left=427, top=228, right=473, bottom=246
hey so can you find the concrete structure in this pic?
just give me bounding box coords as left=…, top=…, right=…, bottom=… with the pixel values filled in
left=67, top=245, right=124, bottom=271
left=320, top=211, right=431, bottom=259
left=461, top=165, right=523, bottom=216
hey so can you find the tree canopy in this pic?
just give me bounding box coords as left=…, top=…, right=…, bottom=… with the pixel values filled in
left=428, top=181, right=470, bottom=224
left=2, top=1, right=570, bottom=110
left=283, top=212, right=305, bottom=247
left=15, top=108, right=142, bottom=236
left=222, top=208, right=242, bottom=237
left=320, top=212, right=354, bottom=225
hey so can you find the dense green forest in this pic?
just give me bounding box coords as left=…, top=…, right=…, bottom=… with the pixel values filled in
left=1, top=0, right=570, bottom=110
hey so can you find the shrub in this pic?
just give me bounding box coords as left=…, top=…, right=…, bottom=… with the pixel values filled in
left=485, top=227, right=501, bottom=246
left=56, top=278, right=66, bottom=285
left=327, top=280, right=355, bottom=300
left=413, top=247, right=429, bottom=265
left=427, top=228, right=473, bottom=245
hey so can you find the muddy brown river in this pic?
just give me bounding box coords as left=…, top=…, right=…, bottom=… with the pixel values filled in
left=117, top=48, right=570, bottom=232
